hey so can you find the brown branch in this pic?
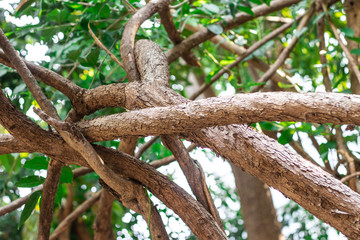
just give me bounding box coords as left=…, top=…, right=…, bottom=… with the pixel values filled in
left=315, top=0, right=332, bottom=92
left=93, top=190, right=115, bottom=240
left=150, top=143, right=197, bottom=168
left=161, top=135, right=223, bottom=230
left=49, top=191, right=102, bottom=240
left=93, top=137, right=136, bottom=240
left=120, top=0, right=169, bottom=82
left=189, top=15, right=301, bottom=99
left=0, top=50, right=84, bottom=103
left=77, top=92, right=360, bottom=142
left=0, top=29, right=59, bottom=119
left=166, top=0, right=303, bottom=63
left=341, top=171, right=360, bottom=183
left=336, top=128, right=358, bottom=191
left=158, top=5, right=200, bottom=67
left=95, top=145, right=227, bottom=239
left=289, top=140, right=322, bottom=168
left=38, top=159, right=63, bottom=240
left=184, top=23, right=300, bottom=91
left=250, top=5, right=314, bottom=92
left=135, top=136, right=159, bottom=158
left=322, top=1, right=360, bottom=86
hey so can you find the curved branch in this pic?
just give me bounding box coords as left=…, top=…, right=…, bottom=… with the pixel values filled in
left=120, top=0, right=169, bottom=82
left=0, top=50, right=84, bottom=102
left=77, top=92, right=360, bottom=142
left=166, top=0, right=302, bottom=63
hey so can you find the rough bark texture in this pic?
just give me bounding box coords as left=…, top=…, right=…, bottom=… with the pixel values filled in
left=77, top=92, right=360, bottom=142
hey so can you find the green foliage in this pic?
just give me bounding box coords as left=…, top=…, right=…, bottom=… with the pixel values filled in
left=18, top=190, right=42, bottom=229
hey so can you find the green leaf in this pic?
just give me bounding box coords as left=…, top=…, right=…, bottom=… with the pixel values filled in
left=60, top=166, right=73, bottom=184
left=206, top=24, right=223, bottom=35
left=82, top=48, right=100, bottom=67
left=237, top=6, right=255, bottom=17
left=203, top=3, right=220, bottom=14
left=350, top=48, right=360, bottom=55
left=229, top=3, right=237, bottom=18
left=312, top=12, right=325, bottom=24
left=24, top=156, right=49, bottom=170
left=13, top=83, right=27, bottom=95
left=278, top=129, right=294, bottom=145
left=249, top=0, right=262, bottom=5
left=15, top=176, right=45, bottom=188
left=263, top=0, right=272, bottom=5
left=18, top=190, right=42, bottom=229
left=0, top=154, right=15, bottom=173
left=294, top=27, right=308, bottom=38
left=341, top=28, right=354, bottom=38
left=100, top=4, right=111, bottom=18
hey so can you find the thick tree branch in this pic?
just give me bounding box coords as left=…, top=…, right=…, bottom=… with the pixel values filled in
left=166, top=0, right=302, bottom=63
left=184, top=124, right=360, bottom=239
left=77, top=92, right=360, bottom=142
left=38, top=159, right=63, bottom=240
left=95, top=145, right=227, bottom=239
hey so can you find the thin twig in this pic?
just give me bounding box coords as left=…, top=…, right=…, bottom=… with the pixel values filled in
left=0, top=29, right=59, bottom=119
left=150, top=143, right=196, bottom=168
left=189, top=15, right=302, bottom=100
left=250, top=5, right=314, bottom=92
left=0, top=167, right=91, bottom=216
left=321, top=1, right=360, bottom=86
left=49, top=191, right=102, bottom=240
left=135, top=136, right=159, bottom=158
left=88, top=23, right=123, bottom=68
left=341, top=171, right=360, bottom=183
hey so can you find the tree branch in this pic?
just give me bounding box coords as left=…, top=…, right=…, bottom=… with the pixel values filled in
left=120, top=0, right=169, bottom=82
left=250, top=5, right=314, bottom=92
left=0, top=167, right=91, bottom=216
left=161, top=135, right=223, bottom=229
left=49, top=191, right=102, bottom=240
left=0, top=50, right=84, bottom=102
left=0, top=29, right=59, bottom=119
left=77, top=92, right=360, bottom=142
left=166, top=0, right=302, bottom=63
left=37, top=158, right=63, bottom=240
